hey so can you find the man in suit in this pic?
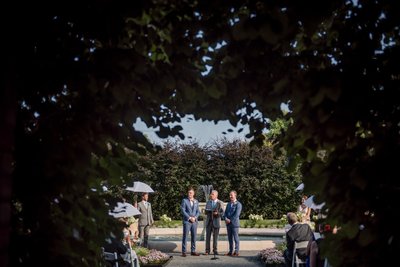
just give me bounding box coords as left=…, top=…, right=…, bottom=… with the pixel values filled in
left=137, top=193, right=154, bottom=248
left=181, top=187, right=201, bottom=257
left=204, top=190, right=224, bottom=255
left=284, top=212, right=314, bottom=267
left=224, top=190, right=242, bottom=257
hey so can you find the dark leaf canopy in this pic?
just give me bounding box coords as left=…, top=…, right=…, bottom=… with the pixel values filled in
left=3, top=0, right=399, bottom=266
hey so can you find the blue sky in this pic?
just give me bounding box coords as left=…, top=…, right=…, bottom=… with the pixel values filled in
left=134, top=103, right=289, bottom=146
left=134, top=115, right=251, bottom=146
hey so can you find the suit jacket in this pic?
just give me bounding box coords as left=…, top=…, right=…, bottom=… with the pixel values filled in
left=181, top=198, right=200, bottom=222
left=137, top=201, right=154, bottom=226
left=223, top=200, right=242, bottom=228
left=205, top=199, right=224, bottom=228
left=286, top=223, right=314, bottom=260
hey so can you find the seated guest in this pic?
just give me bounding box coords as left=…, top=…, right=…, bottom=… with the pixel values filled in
left=103, top=236, right=131, bottom=267
left=105, top=202, right=140, bottom=267
left=298, top=195, right=311, bottom=223
left=284, top=212, right=314, bottom=267
left=307, top=224, right=337, bottom=267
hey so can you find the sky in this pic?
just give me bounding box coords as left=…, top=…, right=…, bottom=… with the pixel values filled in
left=134, top=115, right=251, bottom=146
left=134, top=103, right=289, bottom=146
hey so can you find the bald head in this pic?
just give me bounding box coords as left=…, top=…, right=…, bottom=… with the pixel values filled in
left=210, top=190, right=218, bottom=200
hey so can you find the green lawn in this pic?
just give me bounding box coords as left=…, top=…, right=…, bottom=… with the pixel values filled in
left=153, top=219, right=182, bottom=228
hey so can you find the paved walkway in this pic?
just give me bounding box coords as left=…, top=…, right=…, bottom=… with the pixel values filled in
left=145, top=226, right=284, bottom=266
left=166, top=251, right=265, bottom=266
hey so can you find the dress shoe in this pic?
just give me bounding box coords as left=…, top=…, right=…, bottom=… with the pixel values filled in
left=213, top=251, right=219, bottom=255
left=181, top=253, right=187, bottom=257
left=232, top=252, right=239, bottom=256
left=191, top=252, right=200, bottom=256
left=224, top=252, right=232, bottom=256
left=203, top=252, right=209, bottom=255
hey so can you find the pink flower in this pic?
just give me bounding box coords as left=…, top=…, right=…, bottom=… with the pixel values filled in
left=258, top=248, right=285, bottom=264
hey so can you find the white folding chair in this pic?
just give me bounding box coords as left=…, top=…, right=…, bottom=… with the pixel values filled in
left=292, top=240, right=309, bottom=267
left=103, top=252, right=119, bottom=267
left=130, top=248, right=140, bottom=267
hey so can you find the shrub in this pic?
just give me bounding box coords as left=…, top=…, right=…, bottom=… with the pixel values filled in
left=249, top=214, right=264, bottom=221
left=133, top=246, right=150, bottom=257
left=138, top=249, right=170, bottom=265
left=259, top=248, right=285, bottom=265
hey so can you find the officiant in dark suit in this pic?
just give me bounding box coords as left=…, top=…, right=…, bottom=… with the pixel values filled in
left=204, top=190, right=224, bottom=255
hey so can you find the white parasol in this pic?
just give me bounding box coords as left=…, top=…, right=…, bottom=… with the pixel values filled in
left=295, top=183, right=304, bottom=191
left=126, top=181, right=154, bottom=193
left=304, top=195, right=325, bottom=210
left=109, top=202, right=141, bottom=218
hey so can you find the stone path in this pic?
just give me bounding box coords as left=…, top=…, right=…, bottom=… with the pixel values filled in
left=166, top=251, right=265, bottom=267
left=145, top=227, right=284, bottom=266
left=148, top=226, right=285, bottom=253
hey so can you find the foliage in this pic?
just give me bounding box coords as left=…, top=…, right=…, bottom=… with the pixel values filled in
left=258, top=248, right=285, bottom=265
left=132, top=248, right=170, bottom=266
left=241, top=218, right=286, bottom=229
left=249, top=214, right=264, bottom=221
left=2, top=0, right=399, bottom=266
left=153, top=220, right=181, bottom=228
left=153, top=215, right=180, bottom=228
left=132, top=246, right=150, bottom=257
left=159, top=214, right=172, bottom=223
left=246, top=214, right=264, bottom=227
left=275, top=241, right=287, bottom=253
left=134, top=140, right=301, bottom=220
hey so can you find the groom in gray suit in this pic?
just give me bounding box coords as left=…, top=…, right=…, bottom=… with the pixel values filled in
left=204, top=190, right=224, bottom=255
left=137, top=193, right=154, bottom=248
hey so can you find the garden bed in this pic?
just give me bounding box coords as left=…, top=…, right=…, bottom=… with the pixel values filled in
left=141, top=255, right=173, bottom=267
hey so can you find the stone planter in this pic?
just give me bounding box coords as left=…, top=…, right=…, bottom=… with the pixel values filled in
left=141, top=256, right=173, bottom=267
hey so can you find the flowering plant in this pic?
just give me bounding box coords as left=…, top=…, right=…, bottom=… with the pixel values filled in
left=249, top=214, right=264, bottom=221
left=258, top=248, right=285, bottom=264
left=138, top=249, right=170, bottom=265
left=160, top=214, right=172, bottom=223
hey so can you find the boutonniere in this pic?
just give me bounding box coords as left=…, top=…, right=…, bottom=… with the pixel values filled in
left=194, top=200, right=198, bottom=204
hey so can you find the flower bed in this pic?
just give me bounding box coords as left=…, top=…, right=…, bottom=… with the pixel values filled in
left=133, top=247, right=172, bottom=266
left=258, top=248, right=285, bottom=266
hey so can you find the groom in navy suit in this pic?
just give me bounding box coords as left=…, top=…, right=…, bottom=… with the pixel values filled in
left=181, top=187, right=201, bottom=257
left=224, top=190, right=242, bottom=256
